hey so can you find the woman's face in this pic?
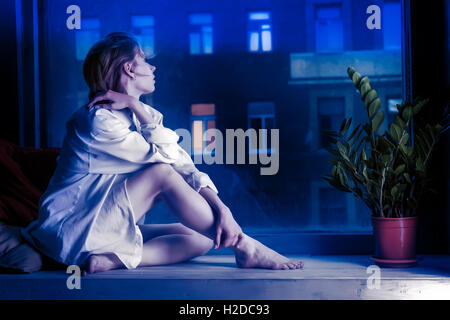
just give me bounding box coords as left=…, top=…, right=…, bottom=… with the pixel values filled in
left=130, top=51, right=156, bottom=95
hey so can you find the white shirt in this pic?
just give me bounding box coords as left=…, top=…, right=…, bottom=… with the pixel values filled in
left=21, top=102, right=218, bottom=269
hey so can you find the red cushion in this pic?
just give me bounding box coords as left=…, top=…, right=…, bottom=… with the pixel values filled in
left=0, top=139, right=60, bottom=227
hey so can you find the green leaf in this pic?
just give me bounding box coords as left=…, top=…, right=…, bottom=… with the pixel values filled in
left=394, top=116, right=406, bottom=130
left=394, top=164, right=406, bottom=175
left=368, top=98, right=381, bottom=119
left=363, top=166, right=369, bottom=181
left=391, top=185, right=399, bottom=197
left=339, top=118, right=347, bottom=133
left=399, top=133, right=409, bottom=146
left=361, top=148, right=367, bottom=161
left=352, top=72, right=362, bottom=87
left=434, top=124, right=443, bottom=135
left=381, top=154, right=392, bottom=164
left=342, top=117, right=352, bottom=135
left=331, top=165, right=338, bottom=176
left=416, top=158, right=425, bottom=172
left=390, top=123, right=401, bottom=141
left=399, top=144, right=408, bottom=155
left=406, top=147, right=413, bottom=157
left=347, top=66, right=356, bottom=79
left=371, top=111, right=384, bottom=133
left=347, top=124, right=361, bottom=141
left=402, top=106, right=414, bottom=121
left=359, top=76, right=370, bottom=88
left=364, top=89, right=378, bottom=107
left=336, top=141, right=349, bottom=160
left=403, top=173, right=412, bottom=183
left=412, top=98, right=429, bottom=115
left=360, top=82, right=371, bottom=100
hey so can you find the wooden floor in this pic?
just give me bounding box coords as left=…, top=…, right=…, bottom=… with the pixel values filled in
left=1, top=255, right=449, bottom=300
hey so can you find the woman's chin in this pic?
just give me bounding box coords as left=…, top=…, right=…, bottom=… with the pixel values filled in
left=144, top=87, right=155, bottom=94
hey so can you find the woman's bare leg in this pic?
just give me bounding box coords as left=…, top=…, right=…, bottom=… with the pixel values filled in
left=86, top=163, right=303, bottom=272
left=138, top=223, right=213, bottom=266
left=151, top=165, right=303, bottom=270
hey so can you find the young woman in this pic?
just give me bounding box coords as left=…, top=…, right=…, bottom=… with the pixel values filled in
left=22, top=32, right=303, bottom=273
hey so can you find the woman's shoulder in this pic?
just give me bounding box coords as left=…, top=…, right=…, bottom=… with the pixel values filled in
left=85, top=106, right=133, bottom=130
left=140, top=102, right=163, bottom=124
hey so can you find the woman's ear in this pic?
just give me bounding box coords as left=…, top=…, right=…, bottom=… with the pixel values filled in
left=123, top=62, right=136, bottom=80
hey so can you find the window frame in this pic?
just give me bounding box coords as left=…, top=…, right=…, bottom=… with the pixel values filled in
left=188, top=13, right=214, bottom=55
left=247, top=10, right=273, bottom=53
left=190, top=104, right=216, bottom=156
left=247, top=101, right=277, bottom=154
left=314, top=3, right=344, bottom=53
left=130, top=15, right=155, bottom=57
left=19, top=0, right=449, bottom=254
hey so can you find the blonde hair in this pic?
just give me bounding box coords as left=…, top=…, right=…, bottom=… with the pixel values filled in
left=83, top=32, right=144, bottom=100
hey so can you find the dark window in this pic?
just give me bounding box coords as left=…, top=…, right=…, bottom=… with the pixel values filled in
left=318, top=97, right=345, bottom=149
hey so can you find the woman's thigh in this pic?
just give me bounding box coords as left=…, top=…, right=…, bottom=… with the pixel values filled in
left=125, top=163, right=176, bottom=223
left=138, top=223, right=198, bottom=242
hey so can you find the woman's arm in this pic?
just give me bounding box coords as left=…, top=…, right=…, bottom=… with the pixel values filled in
left=88, top=90, right=219, bottom=193
left=131, top=101, right=219, bottom=194
left=199, top=186, right=243, bottom=250
left=129, top=99, right=158, bottom=124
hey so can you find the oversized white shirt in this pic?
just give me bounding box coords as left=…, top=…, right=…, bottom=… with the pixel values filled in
left=21, top=102, right=218, bottom=269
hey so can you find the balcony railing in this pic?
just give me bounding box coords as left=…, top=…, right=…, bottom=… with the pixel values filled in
left=289, top=49, right=402, bottom=84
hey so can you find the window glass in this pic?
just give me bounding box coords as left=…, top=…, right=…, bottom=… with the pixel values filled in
left=38, top=0, right=402, bottom=232
left=75, top=18, right=100, bottom=61
left=191, top=104, right=216, bottom=154
left=315, top=5, right=343, bottom=52
left=131, top=15, right=155, bottom=57
left=383, top=2, right=401, bottom=50
left=248, top=11, right=272, bottom=52
left=189, top=13, right=213, bottom=55
left=248, top=102, right=275, bottom=153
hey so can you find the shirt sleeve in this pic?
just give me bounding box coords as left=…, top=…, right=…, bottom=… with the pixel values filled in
left=138, top=104, right=219, bottom=194
left=90, top=105, right=218, bottom=194
left=89, top=107, right=179, bottom=165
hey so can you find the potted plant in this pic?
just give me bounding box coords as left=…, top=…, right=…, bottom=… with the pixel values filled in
left=322, top=66, right=449, bottom=267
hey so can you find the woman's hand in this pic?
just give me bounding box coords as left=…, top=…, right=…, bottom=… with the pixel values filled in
left=214, top=206, right=243, bottom=250
left=198, top=186, right=243, bottom=250
left=87, top=90, right=139, bottom=111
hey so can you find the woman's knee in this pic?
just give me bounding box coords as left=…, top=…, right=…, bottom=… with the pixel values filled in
left=142, top=163, right=176, bottom=187
left=193, top=233, right=214, bottom=255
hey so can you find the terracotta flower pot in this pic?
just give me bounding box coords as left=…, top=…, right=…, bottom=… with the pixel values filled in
left=371, top=216, right=418, bottom=267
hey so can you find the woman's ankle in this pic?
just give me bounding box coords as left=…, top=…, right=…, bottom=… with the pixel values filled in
left=231, top=233, right=251, bottom=253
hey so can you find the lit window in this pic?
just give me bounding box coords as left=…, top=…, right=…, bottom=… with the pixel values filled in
left=191, top=104, right=216, bottom=154
left=131, top=15, right=155, bottom=57
left=75, top=18, right=100, bottom=61
left=315, top=5, right=344, bottom=52
left=189, top=13, right=213, bottom=55
left=383, top=2, right=401, bottom=50
left=387, top=96, right=402, bottom=125
left=387, top=98, right=402, bottom=113
left=248, top=102, right=276, bottom=153
left=248, top=11, right=272, bottom=52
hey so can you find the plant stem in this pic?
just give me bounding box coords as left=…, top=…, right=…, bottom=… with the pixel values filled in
left=379, top=167, right=386, bottom=217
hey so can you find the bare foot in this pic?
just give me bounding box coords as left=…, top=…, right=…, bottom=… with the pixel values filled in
left=233, top=234, right=304, bottom=270
left=83, top=254, right=123, bottom=274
